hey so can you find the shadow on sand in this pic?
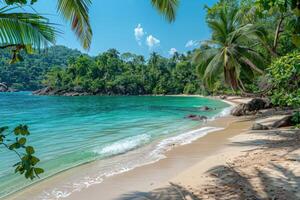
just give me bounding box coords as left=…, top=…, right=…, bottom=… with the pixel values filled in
left=118, top=129, right=300, bottom=200
left=117, top=182, right=200, bottom=200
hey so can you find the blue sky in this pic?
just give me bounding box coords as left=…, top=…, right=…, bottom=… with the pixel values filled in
left=33, top=0, right=217, bottom=57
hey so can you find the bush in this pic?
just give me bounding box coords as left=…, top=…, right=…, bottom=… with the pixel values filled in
left=267, top=51, right=300, bottom=108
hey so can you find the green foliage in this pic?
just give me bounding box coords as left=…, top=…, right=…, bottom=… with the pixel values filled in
left=151, top=0, right=179, bottom=22
left=41, top=49, right=203, bottom=95
left=267, top=51, right=300, bottom=107
left=0, top=125, right=43, bottom=180
left=292, top=111, right=300, bottom=124
left=193, top=6, right=265, bottom=91
left=0, top=46, right=82, bottom=90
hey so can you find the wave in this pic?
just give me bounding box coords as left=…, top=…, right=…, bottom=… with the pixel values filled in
left=94, top=134, right=151, bottom=156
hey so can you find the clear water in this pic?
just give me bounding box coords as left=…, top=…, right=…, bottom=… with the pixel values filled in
left=0, top=92, right=229, bottom=198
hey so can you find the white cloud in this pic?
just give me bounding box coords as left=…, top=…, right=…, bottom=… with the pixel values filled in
left=146, top=35, right=160, bottom=48
left=185, top=40, right=199, bottom=48
left=169, top=48, right=177, bottom=55
left=134, top=24, right=144, bottom=45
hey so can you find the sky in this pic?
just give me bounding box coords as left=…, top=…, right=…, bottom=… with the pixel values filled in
left=33, top=0, right=218, bottom=57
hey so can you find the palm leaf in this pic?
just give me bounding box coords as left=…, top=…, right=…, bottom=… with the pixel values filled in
left=57, top=0, right=92, bottom=50
left=0, top=10, right=56, bottom=49
left=151, top=0, right=179, bottom=22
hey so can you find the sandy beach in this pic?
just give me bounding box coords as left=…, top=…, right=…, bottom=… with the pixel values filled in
left=5, top=96, right=300, bottom=200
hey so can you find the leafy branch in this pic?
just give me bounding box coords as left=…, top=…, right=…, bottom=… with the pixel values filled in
left=0, top=125, right=44, bottom=180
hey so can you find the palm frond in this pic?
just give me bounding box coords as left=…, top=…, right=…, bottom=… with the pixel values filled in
left=0, top=11, right=56, bottom=49
left=151, top=0, right=179, bottom=22
left=57, top=0, right=92, bottom=50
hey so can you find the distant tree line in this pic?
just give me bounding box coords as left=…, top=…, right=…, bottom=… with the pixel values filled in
left=42, top=49, right=204, bottom=95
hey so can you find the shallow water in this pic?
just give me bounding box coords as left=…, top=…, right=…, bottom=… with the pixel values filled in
left=0, top=92, right=229, bottom=198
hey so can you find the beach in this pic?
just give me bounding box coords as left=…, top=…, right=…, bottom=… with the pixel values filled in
left=4, top=96, right=300, bottom=200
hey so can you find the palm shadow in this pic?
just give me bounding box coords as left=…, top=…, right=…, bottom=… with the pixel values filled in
left=199, top=129, right=300, bottom=199
left=116, top=182, right=201, bottom=200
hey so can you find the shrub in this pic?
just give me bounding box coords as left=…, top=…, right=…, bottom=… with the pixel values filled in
left=267, top=51, right=300, bottom=108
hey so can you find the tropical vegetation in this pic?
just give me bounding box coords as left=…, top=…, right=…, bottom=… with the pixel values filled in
left=40, top=49, right=202, bottom=95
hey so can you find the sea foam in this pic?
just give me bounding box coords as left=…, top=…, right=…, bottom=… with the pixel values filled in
left=94, top=134, right=151, bottom=156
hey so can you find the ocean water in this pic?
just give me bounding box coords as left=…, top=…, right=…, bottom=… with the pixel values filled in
left=0, top=92, right=230, bottom=198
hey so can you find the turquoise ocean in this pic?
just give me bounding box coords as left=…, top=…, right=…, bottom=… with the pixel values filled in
left=0, top=92, right=230, bottom=199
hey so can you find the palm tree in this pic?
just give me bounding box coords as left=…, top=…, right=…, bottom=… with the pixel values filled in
left=193, top=7, right=264, bottom=91
left=151, top=0, right=179, bottom=22
left=0, top=0, right=178, bottom=55
left=0, top=0, right=92, bottom=53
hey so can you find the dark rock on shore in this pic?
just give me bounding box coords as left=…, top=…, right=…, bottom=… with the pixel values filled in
left=0, top=83, right=8, bottom=92
left=33, top=87, right=92, bottom=96
left=252, top=123, right=269, bottom=130
left=0, top=82, right=17, bottom=92
left=231, top=98, right=272, bottom=116
left=271, top=115, right=294, bottom=128
left=251, top=113, right=296, bottom=130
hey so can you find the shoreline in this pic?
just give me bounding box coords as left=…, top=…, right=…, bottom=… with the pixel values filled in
left=3, top=96, right=247, bottom=200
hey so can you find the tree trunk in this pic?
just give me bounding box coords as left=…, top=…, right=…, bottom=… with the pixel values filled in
left=273, top=15, right=285, bottom=54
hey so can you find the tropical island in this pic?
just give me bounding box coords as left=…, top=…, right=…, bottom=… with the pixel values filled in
left=0, top=0, right=300, bottom=200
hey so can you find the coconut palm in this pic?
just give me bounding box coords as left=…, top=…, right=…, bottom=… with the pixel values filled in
left=193, top=7, right=265, bottom=91
left=1, top=0, right=92, bottom=52
left=0, top=0, right=178, bottom=54
left=151, top=0, right=179, bottom=22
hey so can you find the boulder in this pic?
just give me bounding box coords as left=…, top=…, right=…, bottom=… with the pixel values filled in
left=247, top=98, right=268, bottom=112
left=252, top=123, right=269, bottom=130
left=271, top=115, right=294, bottom=128
left=199, top=106, right=213, bottom=111
left=231, top=98, right=272, bottom=116
left=220, top=95, right=227, bottom=100
left=185, top=114, right=208, bottom=121
left=0, top=83, right=8, bottom=92
left=231, top=103, right=249, bottom=116
left=33, top=87, right=53, bottom=95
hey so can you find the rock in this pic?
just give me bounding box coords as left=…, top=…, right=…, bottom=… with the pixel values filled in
left=231, top=103, right=249, bottom=116
left=0, top=83, right=8, bottom=92
left=231, top=98, right=272, bottom=116
left=73, top=86, right=84, bottom=93
left=33, top=87, right=53, bottom=95
left=271, top=115, right=294, bottom=128
left=185, top=114, right=208, bottom=121
left=64, top=92, right=81, bottom=96
left=199, top=106, right=213, bottom=111
left=247, top=98, right=268, bottom=111
left=252, top=123, right=269, bottom=130
left=220, top=95, right=227, bottom=99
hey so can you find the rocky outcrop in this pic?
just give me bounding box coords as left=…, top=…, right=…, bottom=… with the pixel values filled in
left=252, top=123, right=269, bottom=130
left=231, top=98, right=272, bottom=116
left=0, top=82, right=17, bottom=92
left=0, top=83, right=8, bottom=92
left=271, top=115, right=294, bottom=128
left=251, top=114, right=295, bottom=130
left=33, top=87, right=92, bottom=96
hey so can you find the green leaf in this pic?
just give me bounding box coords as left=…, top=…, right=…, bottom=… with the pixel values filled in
left=30, top=156, right=40, bottom=166
left=34, top=167, right=44, bottom=175
left=25, top=146, right=35, bottom=154
left=18, top=137, right=26, bottom=145
left=14, top=125, right=30, bottom=136
left=0, top=126, right=9, bottom=134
